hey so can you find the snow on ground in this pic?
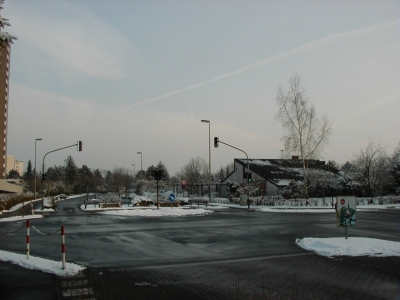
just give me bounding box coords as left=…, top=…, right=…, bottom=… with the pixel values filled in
left=254, top=204, right=400, bottom=213
left=0, top=214, right=43, bottom=222
left=1, top=237, right=398, bottom=278
left=296, top=237, right=400, bottom=257
left=1, top=194, right=84, bottom=214
left=1, top=196, right=399, bottom=277
left=0, top=250, right=85, bottom=277
left=98, top=207, right=213, bottom=217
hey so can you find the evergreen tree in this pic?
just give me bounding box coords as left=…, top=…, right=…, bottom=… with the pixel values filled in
left=77, top=165, right=93, bottom=192
left=24, top=160, right=33, bottom=181
left=156, top=161, right=170, bottom=181
left=219, top=165, right=225, bottom=182
left=146, top=165, right=156, bottom=180
left=65, top=156, right=77, bottom=187
left=93, top=169, right=103, bottom=190
left=7, top=169, right=19, bottom=179
left=281, top=181, right=303, bottom=199
left=105, top=170, right=113, bottom=191
left=46, top=166, right=62, bottom=181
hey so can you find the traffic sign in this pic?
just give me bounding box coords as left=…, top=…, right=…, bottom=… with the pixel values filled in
left=168, top=193, right=175, bottom=202
left=336, top=196, right=356, bottom=227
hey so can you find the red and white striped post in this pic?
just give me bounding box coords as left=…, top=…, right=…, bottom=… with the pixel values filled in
left=61, top=225, right=66, bottom=269
left=26, top=219, right=30, bottom=259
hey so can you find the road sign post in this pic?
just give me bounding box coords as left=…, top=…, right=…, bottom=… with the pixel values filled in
left=169, top=193, right=175, bottom=209
left=336, top=196, right=356, bottom=239
left=181, top=180, right=186, bottom=197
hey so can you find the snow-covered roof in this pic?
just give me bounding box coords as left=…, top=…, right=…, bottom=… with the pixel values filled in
left=235, top=158, right=339, bottom=187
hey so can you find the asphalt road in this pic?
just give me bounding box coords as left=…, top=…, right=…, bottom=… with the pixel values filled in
left=1, top=196, right=398, bottom=269
left=1, top=196, right=399, bottom=299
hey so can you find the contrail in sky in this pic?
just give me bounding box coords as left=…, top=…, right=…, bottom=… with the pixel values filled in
left=104, top=19, right=399, bottom=117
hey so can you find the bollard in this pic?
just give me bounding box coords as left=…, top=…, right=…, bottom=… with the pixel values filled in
left=26, top=219, right=30, bottom=259
left=61, top=226, right=66, bottom=269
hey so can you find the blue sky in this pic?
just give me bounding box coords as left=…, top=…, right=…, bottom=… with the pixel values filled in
left=4, top=0, right=399, bottom=175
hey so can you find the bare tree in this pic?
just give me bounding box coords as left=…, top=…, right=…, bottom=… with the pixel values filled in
left=179, top=157, right=208, bottom=184
left=123, top=170, right=134, bottom=196
left=389, top=143, right=400, bottom=195
left=275, top=74, right=332, bottom=198
left=352, top=140, right=389, bottom=197
left=110, top=167, right=125, bottom=195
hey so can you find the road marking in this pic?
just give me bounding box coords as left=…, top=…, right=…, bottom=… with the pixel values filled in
left=132, top=252, right=315, bottom=270
left=59, top=273, right=96, bottom=299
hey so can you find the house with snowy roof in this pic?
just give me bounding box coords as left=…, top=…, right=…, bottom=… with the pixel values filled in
left=220, top=157, right=340, bottom=197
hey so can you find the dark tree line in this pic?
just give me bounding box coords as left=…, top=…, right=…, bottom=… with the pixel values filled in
left=20, top=156, right=173, bottom=196
left=16, top=140, right=400, bottom=198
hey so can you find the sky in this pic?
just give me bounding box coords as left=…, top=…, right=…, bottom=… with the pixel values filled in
left=3, top=0, right=399, bottom=176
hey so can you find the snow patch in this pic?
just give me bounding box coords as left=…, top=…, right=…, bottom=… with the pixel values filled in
left=296, top=237, right=400, bottom=257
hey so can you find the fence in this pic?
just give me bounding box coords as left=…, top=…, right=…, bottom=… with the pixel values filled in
left=141, top=182, right=264, bottom=198
left=0, top=219, right=67, bottom=269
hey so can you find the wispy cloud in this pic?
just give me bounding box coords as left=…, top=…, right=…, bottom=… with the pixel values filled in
left=104, top=19, right=399, bottom=116
left=9, top=2, right=138, bottom=80
left=333, top=91, right=399, bottom=128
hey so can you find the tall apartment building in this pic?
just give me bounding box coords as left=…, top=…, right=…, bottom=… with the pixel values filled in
left=0, top=1, right=17, bottom=179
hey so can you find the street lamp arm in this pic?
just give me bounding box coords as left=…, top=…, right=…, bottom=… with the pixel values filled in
left=41, top=142, right=82, bottom=209
left=43, top=143, right=79, bottom=161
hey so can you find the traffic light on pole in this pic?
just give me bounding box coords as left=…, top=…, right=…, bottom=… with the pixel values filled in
left=151, top=168, right=162, bottom=180
left=156, top=169, right=162, bottom=180
left=77, top=141, right=82, bottom=151
left=248, top=172, right=252, bottom=182
left=214, top=137, right=219, bottom=148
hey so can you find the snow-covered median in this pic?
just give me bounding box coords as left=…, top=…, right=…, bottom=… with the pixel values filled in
left=98, top=207, right=213, bottom=217
left=296, top=237, right=400, bottom=257
left=0, top=215, right=43, bottom=222
left=0, top=250, right=85, bottom=277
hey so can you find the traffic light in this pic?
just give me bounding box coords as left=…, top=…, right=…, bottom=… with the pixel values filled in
left=157, top=169, right=162, bottom=180
left=77, top=141, right=82, bottom=151
left=151, top=168, right=163, bottom=180
left=214, top=137, right=219, bottom=148
left=248, top=172, right=252, bottom=182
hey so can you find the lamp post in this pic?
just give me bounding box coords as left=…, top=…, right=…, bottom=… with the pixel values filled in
left=201, top=120, right=211, bottom=202
left=34, top=138, right=42, bottom=202
left=137, top=152, right=142, bottom=175
left=137, top=152, right=142, bottom=195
